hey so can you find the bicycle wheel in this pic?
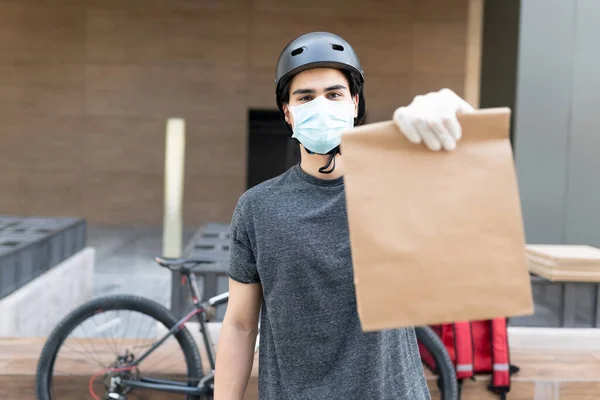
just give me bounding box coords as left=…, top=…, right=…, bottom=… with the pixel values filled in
left=415, top=326, right=459, bottom=400
left=36, top=294, right=204, bottom=400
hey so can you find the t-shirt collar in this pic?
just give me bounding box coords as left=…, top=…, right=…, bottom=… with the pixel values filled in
left=292, top=163, right=344, bottom=187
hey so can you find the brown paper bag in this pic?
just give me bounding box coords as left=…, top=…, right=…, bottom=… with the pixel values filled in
left=341, top=108, right=534, bottom=331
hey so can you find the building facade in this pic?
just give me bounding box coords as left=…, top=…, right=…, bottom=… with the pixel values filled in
left=0, top=0, right=477, bottom=227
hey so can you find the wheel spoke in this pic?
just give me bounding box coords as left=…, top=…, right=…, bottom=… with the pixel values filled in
left=41, top=297, right=203, bottom=400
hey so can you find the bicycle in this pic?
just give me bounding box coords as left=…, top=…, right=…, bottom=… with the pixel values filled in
left=36, top=256, right=459, bottom=400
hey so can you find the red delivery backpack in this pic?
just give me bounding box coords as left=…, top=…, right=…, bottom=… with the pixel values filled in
left=418, top=317, right=520, bottom=399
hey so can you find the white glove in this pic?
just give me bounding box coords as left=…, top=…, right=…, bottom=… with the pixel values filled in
left=392, top=88, right=475, bottom=151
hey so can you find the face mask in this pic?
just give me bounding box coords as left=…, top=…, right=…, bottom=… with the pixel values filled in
left=288, top=96, right=356, bottom=155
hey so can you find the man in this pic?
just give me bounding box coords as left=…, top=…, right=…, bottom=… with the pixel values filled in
left=214, top=32, right=474, bottom=399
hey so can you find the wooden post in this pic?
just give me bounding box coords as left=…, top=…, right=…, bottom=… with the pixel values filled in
left=163, top=118, right=186, bottom=258
left=465, top=0, right=484, bottom=108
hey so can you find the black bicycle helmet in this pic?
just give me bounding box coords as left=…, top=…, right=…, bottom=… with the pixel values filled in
left=274, top=31, right=366, bottom=128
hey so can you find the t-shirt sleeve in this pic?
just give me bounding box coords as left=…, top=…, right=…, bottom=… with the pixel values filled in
left=227, top=196, right=260, bottom=284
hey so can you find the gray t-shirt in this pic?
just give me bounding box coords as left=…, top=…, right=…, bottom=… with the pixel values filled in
left=227, top=163, right=431, bottom=400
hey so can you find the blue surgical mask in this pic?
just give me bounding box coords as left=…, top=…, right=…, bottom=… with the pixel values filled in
left=288, top=96, right=356, bottom=154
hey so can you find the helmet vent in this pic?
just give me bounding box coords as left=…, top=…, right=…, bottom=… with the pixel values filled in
left=291, top=47, right=305, bottom=56
left=331, top=44, right=344, bottom=51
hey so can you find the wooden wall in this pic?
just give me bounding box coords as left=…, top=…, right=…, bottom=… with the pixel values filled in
left=0, top=0, right=470, bottom=226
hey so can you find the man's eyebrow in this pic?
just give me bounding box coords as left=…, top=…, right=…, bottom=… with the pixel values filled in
left=292, top=88, right=316, bottom=95
left=325, top=84, right=347, bottom=91
left=291, top=85, right=348, bottom=95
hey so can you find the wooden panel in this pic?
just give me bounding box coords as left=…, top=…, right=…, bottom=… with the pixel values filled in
left=413, top=22, right=467, bottom=75
left=560, top=382, right=600, bottom=400
left=0, top=86, right=83, bottom=117
left=247, top=68, right=278, bottom=109
left=0, top=3, right=85, bottom=62
left=81, top=172, right=163, bottom=225
left=85, top=8, right=169, bottom=64
left=85, top=64, right=247, bottom=119
left=0, top=120, right=22, bottom=171
left=252, top=0, right=413, bottom=18
left=0, top=115, right=83, bottom=171
left=0, top=375, right=258, bottom=400
left=185, top=132, right=247, bottom=177
left=414, top=0, right=470, bottom=23
left=86, top=7, right=249, bottom=66
left=444, top=380, right=537, bottom=399
left=184, top=173, right=245, bottom=224
left=0, top=60, right=84, bottom=116
left=410, top=73, right=466, bottom=98
left=19, top=169, right=83, bottom=216
left=0, top=0, right=83, bottom=5
left=360, top=73, right=412, bottom=123
left=183, top=113, right=247, bottom=171
left=162, top=9, right=250, bottom=67
left=0, top=167, right=23, bottom=214
left=82, top=117, right=167, bottom=174
left=0, top=61, right=84, bottom=117
left=86, top=0, right=250, bottom=12
left=510, top=349, right=600, bottom=380
left=0, top=61, right=83, bottom=87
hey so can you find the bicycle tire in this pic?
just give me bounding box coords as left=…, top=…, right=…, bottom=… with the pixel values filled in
left=415, top=326, right=459, bottom=400
left=36, top=294, right=204, bottom=400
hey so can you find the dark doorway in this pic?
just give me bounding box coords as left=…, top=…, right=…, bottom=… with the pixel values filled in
left=246, top=109, right=300, bottom=189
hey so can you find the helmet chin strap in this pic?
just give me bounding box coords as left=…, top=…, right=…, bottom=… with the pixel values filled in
left=303, top=146, right=340, bottom=175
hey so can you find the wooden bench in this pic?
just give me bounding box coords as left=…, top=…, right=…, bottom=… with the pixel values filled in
left=526, top=244, right=600, bottom=328
left=1, top=337, right=599, bottom=399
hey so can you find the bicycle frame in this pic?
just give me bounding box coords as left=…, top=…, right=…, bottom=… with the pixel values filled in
left=118, top=268, right=227, bottom=397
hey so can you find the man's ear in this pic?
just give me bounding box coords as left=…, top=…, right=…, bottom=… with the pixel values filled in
left=353, top=94, right=359, bottom=118
left=283, top=103, right=291, bottom=125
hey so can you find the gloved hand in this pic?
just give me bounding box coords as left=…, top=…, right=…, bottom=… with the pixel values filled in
left=392, top=88, right=475, bottom=151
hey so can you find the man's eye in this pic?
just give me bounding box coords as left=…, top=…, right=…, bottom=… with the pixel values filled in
left=328, top=93, right=341, bottom=99
left=299, top=96, right=312, bottom=101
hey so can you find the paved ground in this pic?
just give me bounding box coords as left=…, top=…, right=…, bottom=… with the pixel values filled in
left=88, top=225, right=198, bottom=309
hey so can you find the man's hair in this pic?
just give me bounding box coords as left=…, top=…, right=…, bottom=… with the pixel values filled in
left=279, top=69, right=361, bottom=105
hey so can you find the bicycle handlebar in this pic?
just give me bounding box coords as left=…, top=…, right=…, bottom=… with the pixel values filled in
left=208, top=292, right=229, bottom=307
